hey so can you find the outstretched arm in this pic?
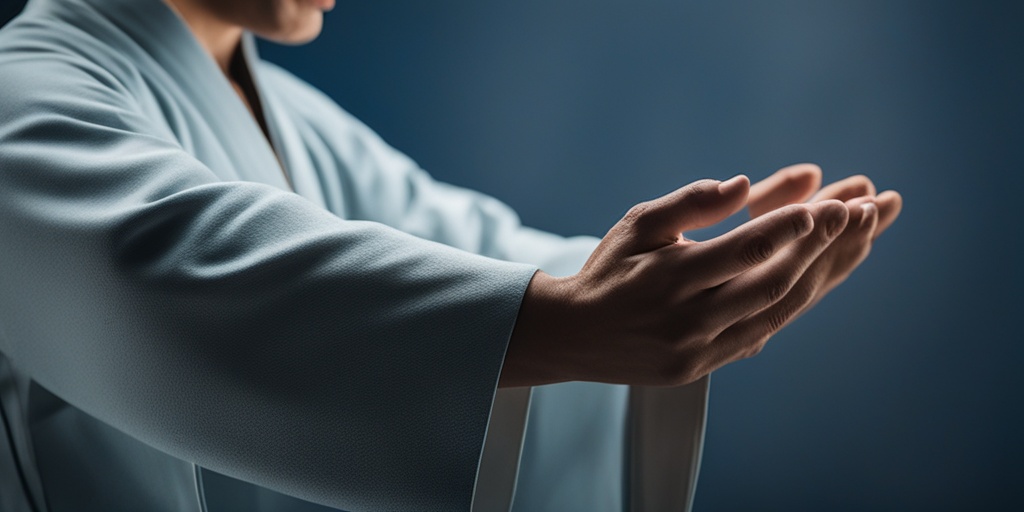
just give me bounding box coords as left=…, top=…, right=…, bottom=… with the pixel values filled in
left=0, top=57, right=536, bottom=512
left=259, top=62, right=601, bottom=278
left=283, top=80, right=904, bottom=389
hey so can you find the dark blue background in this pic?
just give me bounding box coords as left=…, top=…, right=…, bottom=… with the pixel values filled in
left=4, top=0, right=1022, bottom=510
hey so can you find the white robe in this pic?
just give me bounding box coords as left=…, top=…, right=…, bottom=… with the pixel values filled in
left=0, top=0, right=708, bottom=510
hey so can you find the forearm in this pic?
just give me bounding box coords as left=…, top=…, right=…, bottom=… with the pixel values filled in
left=0, top=179, right=537, bottom=510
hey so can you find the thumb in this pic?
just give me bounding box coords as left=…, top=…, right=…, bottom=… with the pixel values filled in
left=619, top=175, right=750, bottom=251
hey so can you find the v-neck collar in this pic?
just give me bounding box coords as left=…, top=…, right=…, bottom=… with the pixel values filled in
left=237, top=33, right=295, bottom=190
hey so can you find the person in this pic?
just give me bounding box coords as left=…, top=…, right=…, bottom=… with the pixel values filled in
left=0, top=0, right=902, bottom=510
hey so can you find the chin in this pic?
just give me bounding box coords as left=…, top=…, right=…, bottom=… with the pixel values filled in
left=252, top=0, right=327, bottom=45
left=266, top=15, right=324, bottom=45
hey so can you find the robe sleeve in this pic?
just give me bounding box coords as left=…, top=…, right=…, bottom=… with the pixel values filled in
left=258, top=63, right=602, bottom=278
left=0, top=55, right=539, bottom=512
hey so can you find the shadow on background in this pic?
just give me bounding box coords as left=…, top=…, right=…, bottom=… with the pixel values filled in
left=4, top=0, right=1021, bottom=510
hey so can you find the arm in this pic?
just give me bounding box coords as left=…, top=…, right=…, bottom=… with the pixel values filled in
left=0, top=58, right=534, bottom=512
left=262, top=69, right=901, bottom=389
left=258, top=62, right=600, bottom=278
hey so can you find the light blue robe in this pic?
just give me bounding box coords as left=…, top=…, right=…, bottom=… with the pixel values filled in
left=0, top=0, right=707, bottom=510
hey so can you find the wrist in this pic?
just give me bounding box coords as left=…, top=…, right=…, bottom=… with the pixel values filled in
left=499, top=270, right=582, bottom=388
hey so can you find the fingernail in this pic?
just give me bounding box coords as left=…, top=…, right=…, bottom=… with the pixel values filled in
left=718, top=174, right=748, bottom=195
left=859, top=202, right=877, bottom=227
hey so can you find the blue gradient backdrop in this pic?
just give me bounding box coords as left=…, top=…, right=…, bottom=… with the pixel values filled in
left=3, top=0, right=1021, bottom=510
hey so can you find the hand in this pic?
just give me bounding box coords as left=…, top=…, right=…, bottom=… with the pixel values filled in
left=748, top=163, right=902, bottom=310
left=501, top=176, right=850, bottom=388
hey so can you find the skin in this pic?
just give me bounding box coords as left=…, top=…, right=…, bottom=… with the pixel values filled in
left=162, top=0, right=904, bottom=389
left=164, top=0, right=334, bottom=121
left=503, top=172, right=901, bottom=387
left=166, top=0, right=334, bottom=73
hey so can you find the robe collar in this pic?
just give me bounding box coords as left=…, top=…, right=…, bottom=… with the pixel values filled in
left=26, top=0, right=294, bottom=193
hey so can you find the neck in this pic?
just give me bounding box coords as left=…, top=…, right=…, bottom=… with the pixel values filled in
left=163, top=0, right=244, bottom=75
left=160, top=0, right=284, bottom=183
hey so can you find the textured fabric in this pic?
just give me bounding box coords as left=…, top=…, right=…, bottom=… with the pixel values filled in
left=0, top=0, right=645, bottom=510
left=0, top=0, right=531, bottom=510
left=513, top=382, right=630, bottom=512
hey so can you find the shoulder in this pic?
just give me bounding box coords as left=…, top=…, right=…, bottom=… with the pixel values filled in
left=0, top=5, right=143, bottom=119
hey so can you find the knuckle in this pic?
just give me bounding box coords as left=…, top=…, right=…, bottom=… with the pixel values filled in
left=762, top=283, right=814, bottom=335
left=820, top=205, right=849, bottom=239
left=824, top=218, right=845, bottom=239
left=682, top=179, right=717, bottom=202
left=624, top=202, right=653, bottom=225
left=690, top=178, right=719, bottom=192
left=742, top=233, right=775, bottom=266
left=766, top=311, right=790, bottom=333
left=791, top=210, right=814, bottom=238
left=765, top=277, right=791, bottom=304
left=790, top=277, right=819, bottom=309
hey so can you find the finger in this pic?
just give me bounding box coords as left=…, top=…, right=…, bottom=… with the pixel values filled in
left=679, top=203, right=814, bottom=290
left=748, top=163, right=822, bottom=218
left=872, top=190, right=902, bottom=240
left=852, top=200, right=879, bottom=262
left=845, top=196, right=880, bottom=235
left=696, top=200, right=848, bottom=329
left=811, top=174, right=877, bottom=203
left=617, top=175, right=750, bottom=252
left=709, top=200, right=876, bottom=366
left=815, top=197, right=879, bottom=293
